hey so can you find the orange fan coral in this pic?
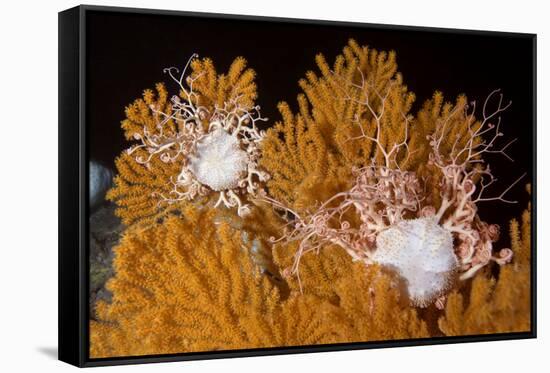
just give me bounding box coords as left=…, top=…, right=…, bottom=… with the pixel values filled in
left=260, top=39, right=418, bottom=212
left=91, top=40, right=532, bottom=358
left=90, top=208, right=354, bottom=357
left=274, top=240, right=430, bottom=339
left=91, top=208, right=277, bottom=357
left=91, top=205, right=432, bottom=358
left=438, top=185, right=531, bottom=335
left=335, top=263, right=429, bottom=340
left=91, top=200, right=529, bottom=357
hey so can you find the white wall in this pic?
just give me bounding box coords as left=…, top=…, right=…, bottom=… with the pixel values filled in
left=0, top=0, right=546, bottom=371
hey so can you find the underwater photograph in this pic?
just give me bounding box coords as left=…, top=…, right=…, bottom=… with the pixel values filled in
left=86, top=9, right=534, bottom=359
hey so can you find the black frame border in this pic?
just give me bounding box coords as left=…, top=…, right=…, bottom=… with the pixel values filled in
left=58, top=4, right=537, bottom=368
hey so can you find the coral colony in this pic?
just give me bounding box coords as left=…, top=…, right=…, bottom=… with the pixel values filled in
left=124, top=54, right=521, bottom=308
left=97, top=42, right=530, bottom=357
left=126, top=54, right=269, bottom=217
left=263, top=85, right=523, bottom=308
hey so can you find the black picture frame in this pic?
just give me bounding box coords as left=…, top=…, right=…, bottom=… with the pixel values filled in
left=58, top=4, right=537, bottom=368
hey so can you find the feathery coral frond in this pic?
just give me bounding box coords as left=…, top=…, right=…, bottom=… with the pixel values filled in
left=335, top=263, right=429, bottom=340
left=91, top=206, right=429, bottom=358
left=91, top=208, right=359, bottom=357
left=273, top=241, right=355, bottom=301
left=438, top=186, right=531, bottom=335
left=261, top=39, right=418, bottom=211
left=188, top=56, right=257, bottom=110
left=91, top=208, right=281, bottom=357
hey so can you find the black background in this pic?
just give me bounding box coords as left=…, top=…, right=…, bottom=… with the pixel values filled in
left=86, top=10, right=534, bottom=234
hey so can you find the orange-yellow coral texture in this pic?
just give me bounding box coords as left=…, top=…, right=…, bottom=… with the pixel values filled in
left=91, top=40, right=531, bottom=358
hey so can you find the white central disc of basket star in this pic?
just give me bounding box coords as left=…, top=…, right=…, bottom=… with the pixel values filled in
left=372, top=217, right=458, bottom=307
left=188, top=128, right=249, bottom=191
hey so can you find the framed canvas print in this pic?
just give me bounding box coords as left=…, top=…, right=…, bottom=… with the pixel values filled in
left=58, top=5, right=537, bottom=367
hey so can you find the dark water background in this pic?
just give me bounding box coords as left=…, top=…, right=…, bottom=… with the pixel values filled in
left=86, top=9, right=534, bottom=237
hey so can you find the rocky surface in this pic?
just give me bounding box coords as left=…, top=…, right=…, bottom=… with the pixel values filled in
left=89, top=202, right=123, bottom=319
left=89, top=161, right=114, bottom=209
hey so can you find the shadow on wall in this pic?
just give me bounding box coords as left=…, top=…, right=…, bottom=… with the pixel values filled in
left=37, top=346, right=58, bottom=360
